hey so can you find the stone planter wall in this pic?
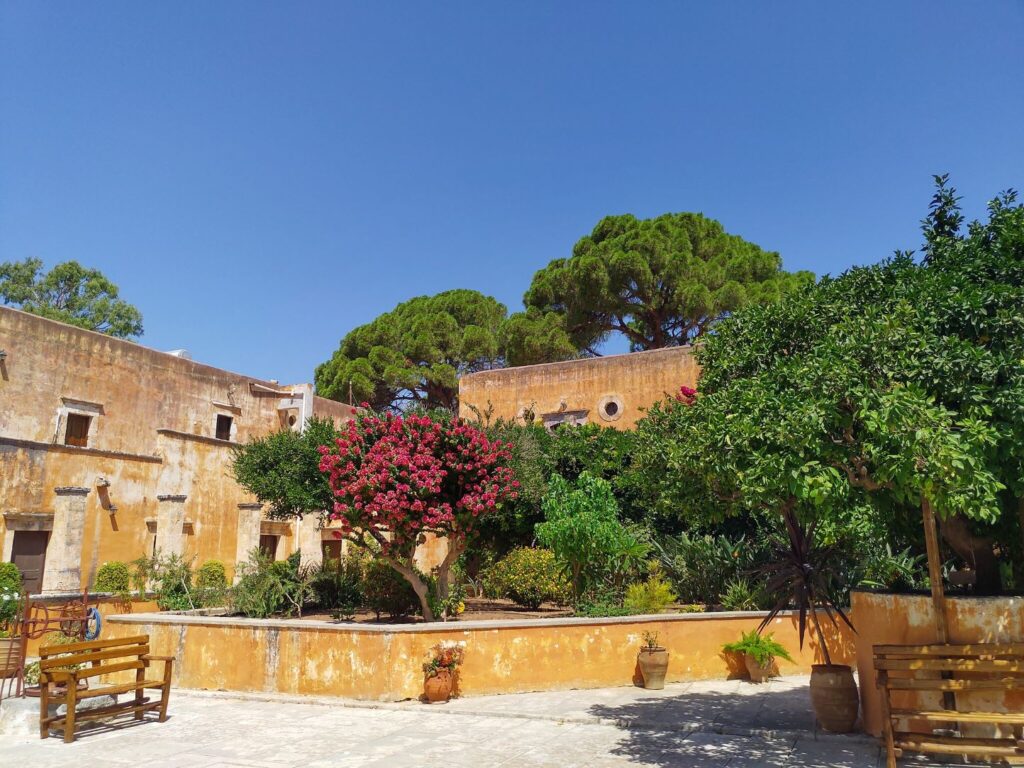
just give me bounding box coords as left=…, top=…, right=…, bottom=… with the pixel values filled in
left=851, top=589, right=1024, bottom=736
left=106, top=609, right=855, bottom=701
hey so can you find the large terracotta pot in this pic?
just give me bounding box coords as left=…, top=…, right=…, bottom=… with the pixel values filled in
left=744, top=654, right=773, bottom=684
left=423, top=669, right=454, bottom=703
left=0, top=636, right=21, bottom=678
left=637, top=647, right=669, bottom=690
left=810, top=664, right=859, bottom=732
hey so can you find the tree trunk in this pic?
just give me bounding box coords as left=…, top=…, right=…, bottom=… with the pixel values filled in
left=1018, top=496, right=1024, bottom=568
left=383, top=554, right=435, bottom=622
left=938, top=513, right=1001, bottom=595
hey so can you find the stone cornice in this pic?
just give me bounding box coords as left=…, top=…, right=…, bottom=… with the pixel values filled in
left=0, top=436, right=162, bottom=464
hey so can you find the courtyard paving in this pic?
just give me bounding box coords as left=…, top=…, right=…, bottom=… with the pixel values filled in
left=0, top=675, right=905, bottom=767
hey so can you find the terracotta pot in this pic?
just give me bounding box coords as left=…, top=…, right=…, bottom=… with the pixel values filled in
left=637, top=647, right=669, bottom=690
left=744, top=654, right=773, bottom=683
left=424, top=668, right=454, bottom=703
left=810, top=664, right=859, bottom=733
left=0, top=636, right=21, bottom=679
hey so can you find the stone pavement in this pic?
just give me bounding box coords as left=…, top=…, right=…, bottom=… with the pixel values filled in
left=0, top=675, right=910, bottom=767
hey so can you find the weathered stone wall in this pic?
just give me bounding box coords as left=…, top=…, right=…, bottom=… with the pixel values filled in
left=0, top=306, right=357, bottom=587
left=105, top=609, right=855, bottom=701
left=458, top=346, right=700, bottom=430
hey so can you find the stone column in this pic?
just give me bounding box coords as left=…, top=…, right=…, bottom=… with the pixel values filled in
left=42, top=486, right=90, bottom=594
left=155, top=495, right=187, bottom=558
left=296, top=514, right=323, bottom=567
left=235, top=503, right=263, bottom=578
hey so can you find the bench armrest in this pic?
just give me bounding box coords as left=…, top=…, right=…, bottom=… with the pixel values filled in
left=141, top=654, right=175, bottom=662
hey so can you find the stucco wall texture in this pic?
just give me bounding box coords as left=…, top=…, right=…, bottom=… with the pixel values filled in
left=458, top=346, right=700, bottom=430
left=852, top=590, right=1024, bottom=738
left=0, top=306, right=356, bottom=587
left=105, top=610, right=854, bottom=701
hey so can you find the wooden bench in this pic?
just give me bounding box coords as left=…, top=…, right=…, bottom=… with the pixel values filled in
left=39, top=634, right=174, bottom=743
left=874, top=642, right=1024, bottom=767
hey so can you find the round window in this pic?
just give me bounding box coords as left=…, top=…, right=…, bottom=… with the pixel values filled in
left=597, top=395, right=624, bottom=422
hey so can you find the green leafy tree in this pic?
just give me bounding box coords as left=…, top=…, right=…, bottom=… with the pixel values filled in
left=0, top=257, right=143, bottom=338
left=315, top=289, right=507, bottom=411
left=231, top=417, right=340, bottom=520
left=512, top=212, right=813, bottom=355
left=634, top=178, right=1024, bottom=593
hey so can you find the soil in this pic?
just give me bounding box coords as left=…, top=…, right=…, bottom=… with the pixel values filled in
left=298, top=597, right=575, bottom=624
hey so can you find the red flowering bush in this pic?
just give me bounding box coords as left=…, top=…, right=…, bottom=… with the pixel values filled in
left=318, top=409, right=518, bottom=621
left=675, top=385, right=698, bottom=406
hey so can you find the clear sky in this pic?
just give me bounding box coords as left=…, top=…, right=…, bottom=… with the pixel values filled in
left=2, top=2, right=1022, bottom=384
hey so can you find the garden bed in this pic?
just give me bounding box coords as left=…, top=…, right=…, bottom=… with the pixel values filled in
left=297, top=597, right=574, bottom=624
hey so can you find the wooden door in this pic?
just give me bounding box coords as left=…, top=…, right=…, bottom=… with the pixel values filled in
left=11, top=530, right=49, bottom=594
left=259, top=535, right=279, bottom=561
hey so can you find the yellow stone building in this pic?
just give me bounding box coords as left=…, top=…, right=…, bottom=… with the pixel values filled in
left=458, top=346, right=700, bottom=429
left=0, top=306, right=356, bottom=593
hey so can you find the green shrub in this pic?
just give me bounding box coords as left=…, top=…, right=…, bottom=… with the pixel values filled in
left=718, top=576, right=766, bottom=611
left=194, top=560, right=229, bottom=607
left=307, top=557, right=363, bottom=611
left=536, top=473, right=650, bottom=602
left=722, top=630, right=794, bottom=666
left=0, top=562, right=23, bottom=626
left=131, top=554, right=195, bottom=611
left=483, top=548, right=568, bottom=609
left=573, top=599, right=632, bottom=618
left=94, top=561, right=131, bottom=595
left=657, top=532, right=768, bottom=605
left=233, top=549, right=312, bottom=618
left=623, top=568, right=677, bottom=615
left=360, top=558, right=420, bottom=620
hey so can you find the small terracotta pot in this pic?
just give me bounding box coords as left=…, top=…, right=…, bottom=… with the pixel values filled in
left=0, top=636, right=21, bottom=679
left=637, top=647, right=669, bottom=690
left=744, top=654, right=773, bottom=683
left=424, top=668, right=454, bottom=703
left=809, top=664, right=859, bottom=733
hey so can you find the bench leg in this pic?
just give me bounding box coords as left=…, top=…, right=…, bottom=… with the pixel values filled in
left=63, top=681, right=77, bottom=743
left=158, top=659, right=173, bottom=722
left=135, top=664, right=147, bottom=720
left=39, top=678, right=49, bottom=739
left=878, top=673, right=898, bottom=768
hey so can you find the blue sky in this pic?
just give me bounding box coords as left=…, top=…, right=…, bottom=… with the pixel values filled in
left=2, top=2, right=1022, bottom=384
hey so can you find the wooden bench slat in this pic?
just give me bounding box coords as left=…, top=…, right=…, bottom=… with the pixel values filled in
left=40, top=634, right=150, bottom=656
left=874, top=658, right=1024, bottom=673
left=71, top=679, right=166, bottom=700
left=40, top=644, right=150, bottom=670
left=45, top=700, right=161, bottom=729
left=72, top=659, right=146, bottom=680
left=883, top=676, right=1024, bottom=691
left=891, top=708, right=1024, bottom=725
left=875, top=643, right=1024, bottom=657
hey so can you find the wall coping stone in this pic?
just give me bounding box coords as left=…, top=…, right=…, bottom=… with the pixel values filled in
left=156, top=494, right=188, bottom=502
left=54, top=486, right=91, bottom=495
left=237, top=502, right=264, bottom=510
left=0, top=436, right=163, bottom=464
left=108, top=608, right=829, bottom=635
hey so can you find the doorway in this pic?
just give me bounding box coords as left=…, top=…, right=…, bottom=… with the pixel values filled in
left=11, top=530, right=49, bottom=594
left=258, top=534, right=279, bottom=561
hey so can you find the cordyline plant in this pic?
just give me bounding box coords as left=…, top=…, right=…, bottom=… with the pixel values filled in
left=318, top=409, right=518, bottom=621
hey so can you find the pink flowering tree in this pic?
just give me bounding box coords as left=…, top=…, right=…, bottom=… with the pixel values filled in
left=318, top=409, right=518, bottom=621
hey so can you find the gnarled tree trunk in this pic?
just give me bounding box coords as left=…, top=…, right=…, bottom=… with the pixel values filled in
left=938, top=513, right=1001, bottom=595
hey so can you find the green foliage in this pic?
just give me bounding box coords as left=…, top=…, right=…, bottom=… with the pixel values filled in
left=194, top=560, right=229, bottom=606
left=857, top=545, right=928, bottom=592
left=132, top=554, right=197, bottom=611
left=232, top=416, right=340, bottom=520
left=482, top=547, right=569, bottom=609
left=535, top=473, right=650, bottom=602
left=513, top=212, right=813, bottom=355
left=307, top=557, right=364, bottom=611
left=0, top=562, right=23, bottom=627
left=656, top=532, right=768, bottom=606
left=0, top=257, right=143, bottom=338
left=718, top=577, right=766, bottom=612
left=634, top=179, right=1024, bottom=594
left=723, top=631, right=794, bottom=666
left=623, top=567, right=678, bottom=615
left=94, top=561, right=131, bottom=595
left=315, top=289, right=508, bottom=411
left=359, top=557, right=421, bottom=620
left=233, top=549, right=312, bottom=619
left=573, top=598, right=633, bottom=618
left=500, top=306, right=578, bottom=367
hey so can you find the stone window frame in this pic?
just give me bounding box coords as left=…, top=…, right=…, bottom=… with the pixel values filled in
left=597, top=394, right=625, bottom=423
left=212, top=410, right=238, bottom=442
left=54, top=398, right=104, bottom=447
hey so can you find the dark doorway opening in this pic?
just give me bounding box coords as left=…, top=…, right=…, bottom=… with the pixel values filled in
left=11, top=530, right=49, bottom=594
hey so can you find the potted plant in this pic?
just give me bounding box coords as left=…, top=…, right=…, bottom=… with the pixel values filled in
left=636, top=631, right=670, bottom=689
left=0, top=566, right=24, bottom=680
left=422, top=640, right=465, bottom=703
left=757, top=511, right=858, bottom=732
left=722, top=630, right=794, bottom=683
